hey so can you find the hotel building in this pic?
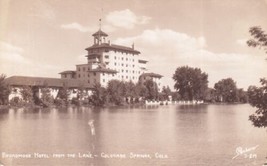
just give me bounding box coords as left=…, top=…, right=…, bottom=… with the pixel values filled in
left=59, top=27, right=163, bottom=90
left=5, top=25, right=163, bottom=101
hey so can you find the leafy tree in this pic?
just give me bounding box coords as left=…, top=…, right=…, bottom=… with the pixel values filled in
left=214, top=78, right=238, bottom=103
left=160, top=86, right=172, bottom=101
left=143, top=79, right=159, bottom=100
left=106, top=80, right=125, bottom=105
left=136, top=82, right=147, bottom=99
left=40, top=87, right=54, bottom=107
left=124, top=81, right=138, bottom=103
left=77, top=85, right=86, bottom=100
left=56, top=84, right=70, bottom=106
left=204, top=88, right=216, bottom=102
left=171, top=91, right=181, bottom=101
left=173, top=66, right=208, bottom=101
left=20, top=86, right=34, bottom=104
left=57, top=84, right=70, bottom=100
left=91, top=83, right=107, bottom=107
left=247, top=79, right=267, bottom=128
left=247, top=26, right=267, bottom=54
left=0, top=74, right=10, bottom=105
left=237, top=88, right=248, bottom=103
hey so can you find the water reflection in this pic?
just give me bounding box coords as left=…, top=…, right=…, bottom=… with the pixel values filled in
left=0, top=104, right=266, bottom=166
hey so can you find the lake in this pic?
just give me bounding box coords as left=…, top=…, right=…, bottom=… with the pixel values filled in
left=0, top=104, right=266, bottom=166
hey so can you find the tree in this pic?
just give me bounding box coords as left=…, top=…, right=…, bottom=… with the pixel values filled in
left=106, top=80, right=125, bottom=105
left=91, top=83, right=107, bottom=107
left=247, top=78, right=267, bottom=128
left=160, top=86, right=172, bottom=101
left=173, top=66, right=208, bottom=101
left=214, top=78, right=238, bottom=103
left=247, top=26, right=267, bottom=54
left=56, top=83, right=70, bottom=106
left=143, top=79, right=159, bottom=100
left=20, top=86, right=34, bottom=104
left=40, top=86, right=54, bottom=107
left=237, top=88, right=248, bottom=103
left=0, top=74, right=10, bottom=105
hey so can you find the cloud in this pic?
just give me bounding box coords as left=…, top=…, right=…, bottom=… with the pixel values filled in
left=0, top=41, right=29, bottom=64
left=114, top=28, right=267, bottom=89
left=106, top=9, right=151, bottom=29
left=236, top=38, right=248, bottom=46
left=61, top=22, right=116, bottom=33
left=61, top=22, right=93, bottom=32
left=0, top=41, right=60, bottom=77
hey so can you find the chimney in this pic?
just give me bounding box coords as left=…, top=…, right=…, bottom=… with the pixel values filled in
left=132, top=43, right=135, bottom=49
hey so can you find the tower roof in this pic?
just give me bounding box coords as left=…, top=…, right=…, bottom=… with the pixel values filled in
left=92, top=30, right=108, bottom=37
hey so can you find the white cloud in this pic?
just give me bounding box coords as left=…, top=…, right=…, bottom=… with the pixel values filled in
left=0, top=41, right=61, bottom=77
left=114, top=28, right=267, bottom=89
left=236, top=38, right=248, bottom=46
left=61, top=22, right=116, bottom=33
left=106, top=9, right=151, bottom=29
left=61, top=22, right=93, bottom=32
left=0, top=41, right=29, bottom=64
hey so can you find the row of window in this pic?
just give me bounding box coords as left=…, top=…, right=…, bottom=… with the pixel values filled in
left=114, top=63, right=135, bottom=68
left=77, top=67, right=90, bottom=72
left=114, top=56, right=135, bottom=62
left=119, top=70, right=141, bottom=74
left=78, top=72, right=97, bottom=78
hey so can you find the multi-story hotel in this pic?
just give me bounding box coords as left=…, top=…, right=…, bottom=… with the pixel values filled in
left=59, top=27, right=163, bottom=90
left=5, top=25, right=163, bottom=101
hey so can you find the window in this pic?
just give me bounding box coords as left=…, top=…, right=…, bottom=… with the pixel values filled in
left=78, top=74, right=80, bottom=78
left=103, top=73, right=105, bottom=76
left=88, top=80, right=90, bottom=83
left=105, top=55, right=109, bottom=59
left=122, top=69, right=124, bottom=72
left=126, top=64, right=128, bottom=67
left=94, top=72, right=96, bottom=76
left=83, top=67, right=85, bottom=71
left=133, top=65, right=135, bottom=67
left=122, top=63, right=124, bottom=66
left=88, top=74, right=90, bottom=77
left=122, top=76, right=124, bottom=79
left=115, top=56, right=117, bottom=60
left=133, top=71, right=134, bottom=73
left=126, top=76, right=128, bottom=79
left=126, top=70, right=128, bottom=73
left=122, top=57, right=124, bottom=60
left=115, top=62, right=116, bottom=66
left=126, top=58, right=128, bottom=61
left=78, top=67, right=80, bottom=71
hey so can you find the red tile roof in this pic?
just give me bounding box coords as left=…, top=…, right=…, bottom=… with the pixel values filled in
left=4, top=76, right=92, bottom=88
left=140, top=73, right=163, bottom=78
left=85, top=43, right=140, bottom=54
left=58, top=70, right=76, bottom=74
left=92, top=30, right=108, bottom=37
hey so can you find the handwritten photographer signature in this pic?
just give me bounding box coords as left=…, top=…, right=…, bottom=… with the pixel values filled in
left=232, top=145, right=259, bottom=159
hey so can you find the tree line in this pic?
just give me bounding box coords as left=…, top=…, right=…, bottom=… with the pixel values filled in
left=0, top=26, right=266, bottom=128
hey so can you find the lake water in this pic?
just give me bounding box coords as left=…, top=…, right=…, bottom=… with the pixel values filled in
left=0, top=104, right=266, bottom=166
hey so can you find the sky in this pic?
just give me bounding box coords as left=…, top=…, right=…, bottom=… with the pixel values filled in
left=1, top=0, right=267, bottom=90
